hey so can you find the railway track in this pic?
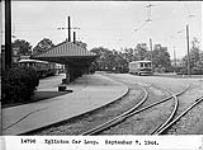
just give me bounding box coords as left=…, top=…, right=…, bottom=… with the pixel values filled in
left=28, top=74, right=202, bottom=135
left=81, top=86, right=149, bottom=135
left=27, top=81, right=149, bottom=135
left=82, top=84, right=190, bottom=135
left=153, top=96, right=203, bottom=135
left=151, top=88, right=179, bottom=135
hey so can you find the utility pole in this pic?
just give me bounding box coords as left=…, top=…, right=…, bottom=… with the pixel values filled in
left=68, top=16, right=71, bottom=42
left=5, top=0, right=12, bottom=69
left=186, top=24, right=190, bottom=76
left=149, top=38, right=153, bottom=72
left=146, top=3, right=154, bottom=72
left=57, top=16, right=80, bottom=42
left=73, top=31, right=76, bottom=43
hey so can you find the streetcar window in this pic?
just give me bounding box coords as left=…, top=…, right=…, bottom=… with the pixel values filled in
left=140, top=63, right=144, bottom=67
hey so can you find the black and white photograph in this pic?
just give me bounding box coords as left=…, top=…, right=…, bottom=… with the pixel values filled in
left=1, top=0, right=203, bottom=137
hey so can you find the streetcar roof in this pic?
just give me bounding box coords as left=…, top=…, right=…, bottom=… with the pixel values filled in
left=129, top=60, right=152, bottom=64
left=18, top=59, right=48, bottom=64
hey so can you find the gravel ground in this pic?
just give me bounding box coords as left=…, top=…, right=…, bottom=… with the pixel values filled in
left=100, top=74, right=175, bottom=135
left=104, top=73, right=203, bottom=135
left=166, top=79, right=203, bottom=134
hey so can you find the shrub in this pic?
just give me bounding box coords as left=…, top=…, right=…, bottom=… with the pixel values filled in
left=2, top=67, right=39, bottom=105
left=191, top=67, right=203, bottom=75
left=154, top=67, right=160, bottom=73
left=160, top=67, right=166, bottom=73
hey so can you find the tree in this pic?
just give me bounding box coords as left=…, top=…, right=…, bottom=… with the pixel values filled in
left=75, top=41, right=87, bottom=49
left=90, top=47, right=128, bottom=72
left=182, top=37, right=203, bottom=74
left=33, top=38, right=55, bottom=55
left=152, top=44, right=171, bottom=72
left=135, top=43, right=148, bottom=60
left=12, top=39, right=32, bottom=56
left=121, top=43, right=149, bottom=62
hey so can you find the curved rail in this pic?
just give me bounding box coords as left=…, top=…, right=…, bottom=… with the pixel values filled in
left=151, top=92, right=179, bottom=135
left=155, top=96, right=203, bottom=135
left=123, top=84, right=190, bottom=120
left=82, top=84, right=190, bottom=135
left=81, top=86, right=149, bottom=135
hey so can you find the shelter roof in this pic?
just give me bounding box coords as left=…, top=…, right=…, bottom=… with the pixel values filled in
left=34, top=41, right=96, bottom=58
left=32, top=41, right=97, bottom=65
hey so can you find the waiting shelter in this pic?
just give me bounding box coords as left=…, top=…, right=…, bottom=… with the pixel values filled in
left=32, top=41, right=97, bottom=84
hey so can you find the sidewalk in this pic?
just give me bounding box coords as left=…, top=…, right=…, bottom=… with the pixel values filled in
left=2, top=73, right=128, bottom=135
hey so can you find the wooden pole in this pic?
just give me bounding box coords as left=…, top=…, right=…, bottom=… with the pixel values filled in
left=5, top=0, right=12, bottom=69
left=186, top=24, right=190, bottom=75
left=68, top=16, right=71, bottom=42
left=73, top=31, right=76, bottom=43
left=149, top=38, right=153, bottom=72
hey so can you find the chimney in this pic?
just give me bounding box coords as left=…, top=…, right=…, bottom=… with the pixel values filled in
left=68, top=16, right=71, bottom=42
left=73, top=31, right=76, bottom=43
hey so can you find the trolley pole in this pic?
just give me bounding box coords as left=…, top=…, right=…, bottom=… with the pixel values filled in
left=5, top=0, right=12, bottom=69
left=149, top=38, right=153, bottom=72
left=186, top=24, right=191, bottom=76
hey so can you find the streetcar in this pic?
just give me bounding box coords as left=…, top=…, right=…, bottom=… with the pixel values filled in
left=18, top=58, right=57, bottom=77
left=128, top=60, right=153, bottom=76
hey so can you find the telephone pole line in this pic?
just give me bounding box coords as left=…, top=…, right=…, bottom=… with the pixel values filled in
left=149, top=38, right=153, bottom=72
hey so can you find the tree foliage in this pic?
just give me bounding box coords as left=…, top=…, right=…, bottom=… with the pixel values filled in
left=33, top=38, right=55, bottom=55
left=90, top=43, right=172, bottom=73
left=12, top=39, right=32, bottom=55
left=181, top=37, right=203, bottom=74
left=90, top=47, right=128, bottom=72
left=75, top=41, right=87, bottom=49
left=152, top=44, right=171, bottom=72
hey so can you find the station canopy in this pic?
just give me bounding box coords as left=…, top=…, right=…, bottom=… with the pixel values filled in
left=32, top=41, right=97, bottom=65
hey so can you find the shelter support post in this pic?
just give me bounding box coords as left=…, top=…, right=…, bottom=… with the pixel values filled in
left=64, top=64, right=71, bottom=84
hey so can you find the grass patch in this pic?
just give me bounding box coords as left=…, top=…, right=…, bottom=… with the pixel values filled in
left=2, top=91, right=71, bottom=109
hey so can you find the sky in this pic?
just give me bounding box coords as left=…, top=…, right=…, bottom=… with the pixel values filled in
left=1, top=1, right=202, bottom=59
